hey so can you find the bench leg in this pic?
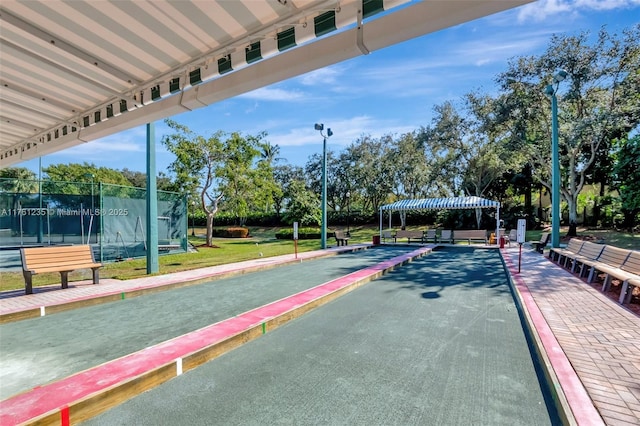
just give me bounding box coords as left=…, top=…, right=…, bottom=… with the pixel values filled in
left=601, top=274, right=611, bottom=291
left=92, top=267, right=100, bottom=285
left=570, top=260, right=579, bottom=273
left=60, top=271, right=69, bottom=289
left=23, top=272, right=33, bottom=295
left=619, top=281, right=633, bottom=304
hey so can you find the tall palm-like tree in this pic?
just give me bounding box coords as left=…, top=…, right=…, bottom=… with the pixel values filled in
left=259, top=142, right=281, bottom=166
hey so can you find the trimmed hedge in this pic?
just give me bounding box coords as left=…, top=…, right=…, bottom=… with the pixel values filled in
left=213, top=227, right=249, bottom=238
left=275, top=228, right=322, bottom=240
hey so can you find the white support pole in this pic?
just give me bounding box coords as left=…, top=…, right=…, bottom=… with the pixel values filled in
left=496, top=206, right=501, bottom=243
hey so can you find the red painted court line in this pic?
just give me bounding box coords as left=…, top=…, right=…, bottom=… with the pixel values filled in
left=0, top=246, right=431, bottom=425
left=502, top=251, right=603, bottom=426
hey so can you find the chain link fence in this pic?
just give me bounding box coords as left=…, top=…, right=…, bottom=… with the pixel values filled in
left=0, top=179, right=186, bottom=262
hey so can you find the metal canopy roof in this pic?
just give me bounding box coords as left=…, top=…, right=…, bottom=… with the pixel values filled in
left=0, top=0, right=531, bottom=168
left=380, top=196, right=500, bottom=211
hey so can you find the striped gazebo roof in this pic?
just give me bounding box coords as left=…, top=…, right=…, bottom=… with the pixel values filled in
left=380, top=196, right=500, bottom=211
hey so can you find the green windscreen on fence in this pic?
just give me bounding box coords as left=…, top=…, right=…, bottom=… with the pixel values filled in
left=0, top=179, right=186, bottom=262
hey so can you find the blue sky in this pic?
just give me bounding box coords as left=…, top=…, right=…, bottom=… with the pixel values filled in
left=19, top=0, right=640, bottom=176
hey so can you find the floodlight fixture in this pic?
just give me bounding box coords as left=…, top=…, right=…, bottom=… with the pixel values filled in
left=314, top=123, right=323, bottom=131
left=553, top=69, right=568, bottom=83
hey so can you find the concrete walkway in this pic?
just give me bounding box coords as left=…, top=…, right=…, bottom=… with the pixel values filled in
left=502, top=247, right=640, bottom=426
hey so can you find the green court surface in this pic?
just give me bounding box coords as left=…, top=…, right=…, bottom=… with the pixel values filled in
left=82, top=247, right=560, bottom=425
left=0, top=246, right=415, bottom=400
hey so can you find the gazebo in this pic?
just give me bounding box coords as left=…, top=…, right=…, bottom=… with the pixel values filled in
left=379, top=196, right=502, bottom=242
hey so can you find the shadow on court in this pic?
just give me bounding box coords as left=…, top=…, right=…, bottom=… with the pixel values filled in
left=81, top=247, right=560, bottom=426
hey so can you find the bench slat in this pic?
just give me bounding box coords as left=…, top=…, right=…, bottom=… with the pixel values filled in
left=29, top=264, right=101, bottom=274
left=621, top=251, right=640, bottom=275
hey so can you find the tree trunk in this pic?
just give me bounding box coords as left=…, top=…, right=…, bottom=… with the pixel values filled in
left=538, top=186, right=543, bottom=221
left=206, top=213, right=214, bottom=246
left=567, top=196, right=578, bottom=237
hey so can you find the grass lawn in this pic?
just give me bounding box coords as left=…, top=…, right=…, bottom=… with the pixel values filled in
left=1, top=225, right=637, bottom=292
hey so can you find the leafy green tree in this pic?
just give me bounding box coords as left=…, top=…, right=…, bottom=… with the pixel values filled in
left=282, top=179, right=320, bottom=226
left=0, top=168, right=38, bottom=230
left=389, top=131, right=432, bottom=199
left=216, top=131, right=264, bottom=225
left=423, top=101, right=470, bottom=196
left=304, top=150, right=341, bottom=212
left=273, top=164, right=304, bottom=216
left=345, top=135, right=394, bottom=213
left=612, top=136, right=640, bottom=229
left=162, top=120, right=225, bottom=246
left=162, top=120, right=272, bottom=243
left=120, top=168, right=175, bottom=191
left=43, top=162, right=130, bottom=191
left=0, top=167, right=37, bottom=193
left=498, top=25, right=640, bottom=236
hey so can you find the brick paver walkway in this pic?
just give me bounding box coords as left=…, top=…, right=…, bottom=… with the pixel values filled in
left=503, top=247, right=640, bottom=426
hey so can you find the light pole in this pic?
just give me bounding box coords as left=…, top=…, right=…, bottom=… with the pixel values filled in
left=315, top=123, right=333, bottom=249
left=544, top=69, right=567, bottom=249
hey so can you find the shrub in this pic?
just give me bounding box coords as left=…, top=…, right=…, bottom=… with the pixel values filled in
left=213, top=227, right=249, bottom=238
left=275, top=227, right=321, bottom=240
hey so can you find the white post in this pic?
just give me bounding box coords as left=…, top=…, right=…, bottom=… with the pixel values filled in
left=496, top=206, right=500, bottom=243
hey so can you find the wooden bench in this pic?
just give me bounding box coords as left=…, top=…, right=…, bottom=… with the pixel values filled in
left=564, top=241, right=604, bottom=274
left=334, top=230, right=350, bottom=246
left=549, top=238, right=584, bottom=265
left=584, top=248, right=638, bottom=291
left=581, top=245, right=631, bottom=285
left=530, top=232, right=550, bottom=253
left=395, top=229, right=424, bottom=244
left=452, top=230, right=487, bottom=245
left=20, top=245, right=102, bottom=295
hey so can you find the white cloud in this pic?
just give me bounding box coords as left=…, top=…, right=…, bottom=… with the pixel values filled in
left=239, top=87, right=305, bottom=101
left=298, top=66, right=343, bottom=86
left=268, top=116, right=415, bottom=148
left=517, top=0, right=640, bottom=22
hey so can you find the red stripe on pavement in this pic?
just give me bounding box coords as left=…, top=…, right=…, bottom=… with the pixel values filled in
left=502, top=252, right=603, bottom=426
